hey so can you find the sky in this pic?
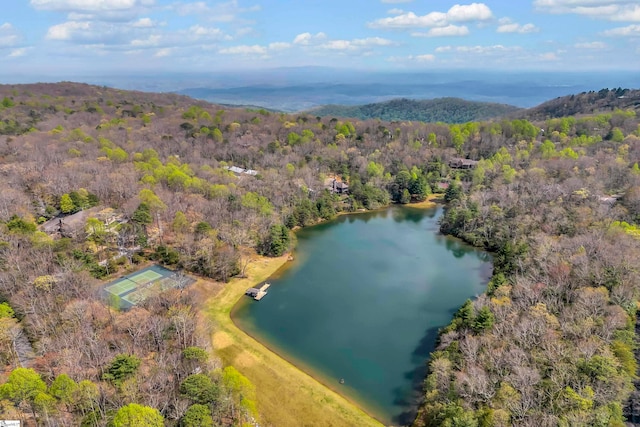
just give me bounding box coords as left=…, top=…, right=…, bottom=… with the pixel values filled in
left=1, top=0, right=640, bottom=78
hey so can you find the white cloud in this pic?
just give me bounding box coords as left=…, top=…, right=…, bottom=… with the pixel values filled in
left=412, top=24, right=470, bottom=37
left=175, top=0, right=260, bottom=23
left=354, top=37, right=394, bottom=46
left=293, top=32, right=326, bottom=45
left=215, top=41, right=291, bottom=56
left=320, top=40, right=353, bottom=50
left=268, top=42, right=291, bottom=51
left=387, top=54, right=436, bottom=63
left=534, top=0, right=640, bottom=21
left=602, top=24, right=640, bottom=35
left=8, top=47, right=29, bottom=57
left=175, top=1, right=209, bottom=15
left=496, top=19, right=539, bottom=33
left=370, top=12, right=445, bottom=29
left=30, top=0, right=154, bottom=11
left=46, top=21, right=91, bottom=40
left=387, top=8, right=404, bottom=15
left=412, top=54, right=435, bottom=61
left=574, top=41, right=607, bottom=48
left=154, top=47, right=172, bottom=57
left=436, top=44, right=522, bottom=54
left=319, top=37, right=395, bottom=52
left=0, top=23, right=21, bottom=47
left=130, top=34, right=160, bottom=46
left=132, top=17, right=155, bottom=28
left=45, top=17, right=231, bottom=51
left=67, top=12, right=96, bottom=20
left=219, top=44, right=267, bottom=55
left=189, top=25, right=228, bottom=40
left=447, top=3, right=492, bottom=21
left=35, top=0, right=154, bottom=23
left=539, top=52, right=560, bottom=61
left=369, top=3, right=492, bottom=29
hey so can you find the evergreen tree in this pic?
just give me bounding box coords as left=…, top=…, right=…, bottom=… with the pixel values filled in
left=179, top=374, right=219, bottom=405
left=410, top=176, right=431, bottom=201
left=131, top=203, right=152, bottom=225
left=472, top=306, right=495, bottom=333
left=400, top=189, right=411, bottom=204
left=102, top=354, right=141, bottom=386
left=444, top=181, right=463, bottom=203
left=260, top=224, right=291, bottom=257
left=182, top=404, right=214, bottom=427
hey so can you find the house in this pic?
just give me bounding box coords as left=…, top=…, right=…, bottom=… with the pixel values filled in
left=94, top=208, right=124, bottom=226
left=227, top=166, right=245, bottom=174
left=246, top=283, right=270, bottom=301
left=225, top=166, right=258, bottom=176
left=324, top=178, right=349, bottom=194
left=334, top=180, right=349, bottom=194
left=41, top=206, right=123, bottom=238
left=448, top=158, right=479, bottom=169
left=435, top=181, right=450, bottom=191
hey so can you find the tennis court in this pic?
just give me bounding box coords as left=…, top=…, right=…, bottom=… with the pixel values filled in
left=103, top=264, right=195, bottom=309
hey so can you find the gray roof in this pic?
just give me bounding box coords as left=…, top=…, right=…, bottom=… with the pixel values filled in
left=225, top=166, right=258, bottom=176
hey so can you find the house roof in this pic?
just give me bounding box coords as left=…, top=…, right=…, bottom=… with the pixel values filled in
left=225, top=166, right=258, bottom=176
left=449, top=158, right=479, bottom=167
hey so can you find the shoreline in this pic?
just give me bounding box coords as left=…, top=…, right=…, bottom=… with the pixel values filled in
left=291, top=193, right=442, bottom=232
left=338, top=194, right=442, bottom=217
left=229, top=252, right=392, bottom=423
left=230, top=304, right=390, bottom=423
left=203, top=253, right=383, bottom=427
left=203, top=199, right=443, bottom=426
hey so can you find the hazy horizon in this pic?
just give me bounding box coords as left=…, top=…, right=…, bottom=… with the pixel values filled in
left=1, top=67, right=636, bottom=111
left=2, top=1, right=640, bottom=76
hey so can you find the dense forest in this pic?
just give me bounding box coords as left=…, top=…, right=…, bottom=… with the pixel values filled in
left=308, top=98, right=521, bottom=124
left=0, top=82, right=639, bottom=426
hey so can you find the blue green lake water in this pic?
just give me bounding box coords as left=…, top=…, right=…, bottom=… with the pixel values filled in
left=232, top=206, right=491, bottom=425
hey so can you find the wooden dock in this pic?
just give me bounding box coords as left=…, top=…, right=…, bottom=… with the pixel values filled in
left=246, top=282, right=271, bottom=301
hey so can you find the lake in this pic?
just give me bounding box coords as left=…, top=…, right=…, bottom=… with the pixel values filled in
left=232, top=205, right=491, bottom=425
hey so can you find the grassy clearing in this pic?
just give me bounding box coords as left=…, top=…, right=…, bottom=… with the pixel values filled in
left=407, top=194, right=443, bottom=209
left=202, top=253, right=383, bottom=427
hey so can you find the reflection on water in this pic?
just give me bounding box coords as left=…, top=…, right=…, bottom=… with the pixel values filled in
left=233, top=205, right=491, bottom=425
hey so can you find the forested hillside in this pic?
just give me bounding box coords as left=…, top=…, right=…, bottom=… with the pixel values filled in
left=415, top=111, right=640, bottom=426
left=0, top=82, right=639, bottom=426
left=308, top=98, right=520, bottom=124
left=520, top=88, right=640, bottom=121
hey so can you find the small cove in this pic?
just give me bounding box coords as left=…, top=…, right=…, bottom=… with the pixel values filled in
left=232, top=205, right=492, bottom=425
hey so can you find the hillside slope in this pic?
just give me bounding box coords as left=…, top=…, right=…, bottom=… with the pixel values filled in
left=308, top=97, right=521, bottom=123
left=520, top=88, right=640, bottom=120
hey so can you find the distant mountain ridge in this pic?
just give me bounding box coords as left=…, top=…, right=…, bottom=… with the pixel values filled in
left=176, top=79, right=597, bottom=111
left=306, top=98, right=521, bottom=124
